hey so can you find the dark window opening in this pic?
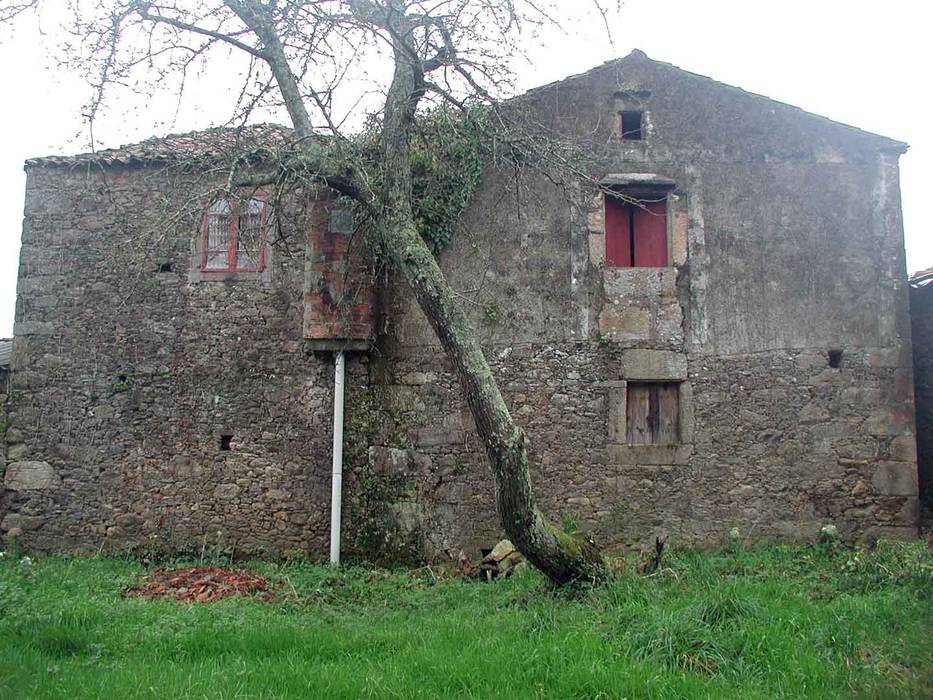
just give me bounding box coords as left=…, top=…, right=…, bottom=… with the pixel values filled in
left=828, top=349, right=844, bottom=368
left=116, top=374, right=127, bottom=383
left=220, top=434, right=233, bottom=451
left=626, top=382, right=680, bottom=445
left=605, top=194, right=668, bottom=267
left=157, top=262, right=173, bottom=273
left=620, top=111, right=644, bottom=140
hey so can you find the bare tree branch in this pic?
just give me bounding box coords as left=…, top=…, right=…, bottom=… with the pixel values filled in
left=134, top=1, right=270, bottom=60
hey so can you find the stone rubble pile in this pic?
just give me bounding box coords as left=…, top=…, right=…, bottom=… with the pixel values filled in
left=458, top=539, right=528, bottom=580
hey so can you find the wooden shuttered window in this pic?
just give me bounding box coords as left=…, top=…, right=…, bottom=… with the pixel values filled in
left=604, top=195, right=668, bottom=267
left=625, top=382, right=680, bottom=445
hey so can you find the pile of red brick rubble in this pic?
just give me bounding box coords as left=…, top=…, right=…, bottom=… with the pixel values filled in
left=129, top=566, right=276, bottom=603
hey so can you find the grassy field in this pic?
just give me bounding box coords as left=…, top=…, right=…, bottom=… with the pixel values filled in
left=0, top=540, right=930, bottom=699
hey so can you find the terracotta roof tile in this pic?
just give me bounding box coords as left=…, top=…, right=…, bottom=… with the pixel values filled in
left=26, top=123, right=296, bottom=168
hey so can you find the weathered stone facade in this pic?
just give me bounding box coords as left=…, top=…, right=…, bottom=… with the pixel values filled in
left=0, top=341, right=9, bottom=501
left=1, top=52, right=919, bottom=558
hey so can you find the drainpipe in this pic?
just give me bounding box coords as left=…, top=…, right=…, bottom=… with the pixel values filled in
left=329, top=350, right=346, bottom=565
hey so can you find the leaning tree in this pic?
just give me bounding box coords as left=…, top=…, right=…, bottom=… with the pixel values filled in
left=3, top=0, right=618, bottom=584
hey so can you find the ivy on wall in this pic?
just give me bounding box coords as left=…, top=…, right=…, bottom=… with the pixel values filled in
left=355, top=106, right=490, bottom=258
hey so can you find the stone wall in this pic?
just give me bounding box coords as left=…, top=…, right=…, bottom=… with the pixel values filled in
left=910, top=283, right=933, bottom=520
left=365, top=342, right=916, bottom=555
left=2, top=52, right=919, bottom=559
left=0, top=368, right=8, bottom=495
left=372, top=52, right=918, bottom=552
left=1, top=165, right=371, bottom=555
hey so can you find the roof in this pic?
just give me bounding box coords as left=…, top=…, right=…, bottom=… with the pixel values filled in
left=527, top=49, right=908, bottom=153
left=0, top=338, right=11, bottom=368
left=26, top=123, right=296, bottom=168
left=910, top=267, right=933, bottom=288
left=24, top=50, right=908, bottom=167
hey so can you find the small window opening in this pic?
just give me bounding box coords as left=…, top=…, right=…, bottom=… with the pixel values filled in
left=220, top=434, right=233, bottom=451
left=157, top=262, right=173, bottom=273
left=828, top=349, right=843, bottom=368
left=620, top=111, right=644, bottom=140
left=329, top=206, right=354, bottom=235
left=116, top=374, right=127, bottom=383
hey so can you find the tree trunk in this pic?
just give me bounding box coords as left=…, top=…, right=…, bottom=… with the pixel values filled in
left=234, top=0, right=608, bottom=585
left=378, top=9, right=608, bottom=585
left=385, top=221, right=609, bottom=584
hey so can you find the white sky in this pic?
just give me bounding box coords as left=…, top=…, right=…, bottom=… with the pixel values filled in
left=0, top=0, right=930, bottom=336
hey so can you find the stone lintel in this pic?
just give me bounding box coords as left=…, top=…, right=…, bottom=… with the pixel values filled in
left=621, top=349, right=687, bottom=381
left=304, top=338, right=371, bottom=353
left=600, top=173, right=677, bottom=190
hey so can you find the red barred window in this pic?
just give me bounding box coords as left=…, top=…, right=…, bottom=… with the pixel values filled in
left=200, top=193, right=269, bottom=272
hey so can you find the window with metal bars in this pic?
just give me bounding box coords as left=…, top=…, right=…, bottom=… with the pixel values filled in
left=200, top=194, right=268, bottom=272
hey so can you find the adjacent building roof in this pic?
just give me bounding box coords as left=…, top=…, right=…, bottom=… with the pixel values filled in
left=0, top=338, right=11, bottom=368
left=910, top=267, right=933, bottom=288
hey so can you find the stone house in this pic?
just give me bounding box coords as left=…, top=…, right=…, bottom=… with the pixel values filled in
left=1, top=51, right=919, bottom=558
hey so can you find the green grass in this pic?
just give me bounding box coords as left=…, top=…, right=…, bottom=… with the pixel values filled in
left=0, top=541, right=930, bottom=699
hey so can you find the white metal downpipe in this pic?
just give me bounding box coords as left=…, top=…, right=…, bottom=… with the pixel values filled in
left=329, top=350, right=346, bottom=565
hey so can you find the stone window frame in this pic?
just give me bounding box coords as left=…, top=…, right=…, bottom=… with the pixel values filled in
left=602, top=349, right=694, bottom=465
left=612, top=90, right=653, bottom=143
left=189, top=188, right=275, bottom=283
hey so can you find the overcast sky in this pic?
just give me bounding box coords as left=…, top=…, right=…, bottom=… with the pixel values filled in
left=0, top=0, right=930, bottom=337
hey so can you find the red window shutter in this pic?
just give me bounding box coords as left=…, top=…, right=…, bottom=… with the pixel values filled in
left=605, top=195, right=668, bottom=268
left=605, top=195, right=632, bottom=267
left=633, top=199, right=668, bottom=267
